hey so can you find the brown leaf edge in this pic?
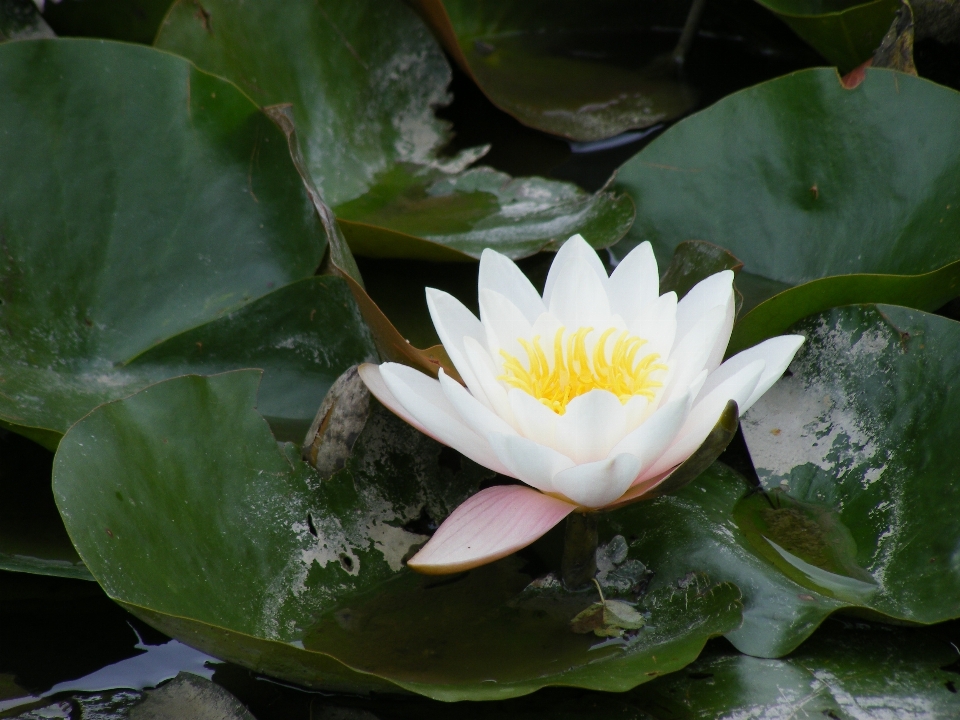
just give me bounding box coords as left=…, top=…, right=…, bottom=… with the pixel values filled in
left=264, top=104, right=462, bottom=383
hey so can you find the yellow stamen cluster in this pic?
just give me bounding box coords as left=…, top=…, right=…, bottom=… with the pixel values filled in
left=499, top=327, right=666, bottom=415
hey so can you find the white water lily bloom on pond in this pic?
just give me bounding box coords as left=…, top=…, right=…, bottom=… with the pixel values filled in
left=358, top=235, right=803, bottom=574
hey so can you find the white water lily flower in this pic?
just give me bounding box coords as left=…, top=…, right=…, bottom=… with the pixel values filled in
left=359, top=235, right=803, bottom=574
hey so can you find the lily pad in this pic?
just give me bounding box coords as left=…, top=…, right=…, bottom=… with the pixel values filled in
left=737, top=305, right=960, bottom=651
left=53, top=370, right=742, bottom=700
left=153, top=0, right=635, bottom=261
left=0, top=39, right=374, bottom=448
left=409, top=0, right=698, bottom=142
left=0, top=431, right=91, bottom=580
left=613, top=67, right=960, bottom=355
left=630, top=618, right=960, bottom=718
left=755, top=0, right=900, bottom=71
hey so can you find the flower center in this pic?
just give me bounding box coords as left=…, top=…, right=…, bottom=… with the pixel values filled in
left=498, top=327, right=666, bottom=415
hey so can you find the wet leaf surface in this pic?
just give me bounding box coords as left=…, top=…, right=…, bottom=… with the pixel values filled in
left=154, top=0, right=634, bottom=261
left=0, top=39, right=374, bottom=447
left=629, top=618, right=960, bottom=719
left=738, top=304, right=960, bottom=653
left=613, top=67, right=960, bottom=355
left=53, top=371, right=741, bottom=700
left=754, top=0, right=900, bottom=71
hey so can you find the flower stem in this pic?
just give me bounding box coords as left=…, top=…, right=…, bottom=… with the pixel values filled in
left=561, top=512, right=599, bottom=590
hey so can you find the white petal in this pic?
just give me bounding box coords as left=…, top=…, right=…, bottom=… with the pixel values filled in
left=608, top=241, right=659, bottom=323
left=551, top=454, right=642, bottom=508
left=479, top=289, right=533, bottom=365
left=508, top=389, right=558, bottom=450
left=555, top=390, right=627, bottom=464
left=674, top=270, right=735, bottom=348
left=478, top=248, right=545, bottom=323
left=358, top=363, right=430, bottom=437
left=438, top=370, right=517, bottom=440
left=661, top=304, right=726, bottom=404
left=426, top=288, right=491, bottom=408
left=463, top=336, right=515, bottom=426
left=631, top=291, right=678, bottom=360
left=701, top=335, right=805, bottom=413
left=704, top=290, right=736, bottom=373
left=543, top=234, right=608, bottom=309
left=646, top=359, right=764, bottom=478
left=547, top=248, right=611, bottom=328
left=609, top=395, right=689, bottom=470
left=623, top=393, right=652, bottom=433
left=488, top=433, right=574, bottom=494
left=379, top=363, right=511, bottom=476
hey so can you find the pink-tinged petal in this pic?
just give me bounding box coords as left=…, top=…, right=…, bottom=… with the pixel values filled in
left=608, top=241, right=659, bottom=323
left=479, top=289, right=533, bottom=365
left=552, top=453, right=642, bottom=508
left=661, top=304, right=726, bottom=404
left=609, top=395, right=689, bottom=474
left=543, top=234, right=608, bottom=308
left=407, top=485, right=576, bottom=574
left=379, top=364, right=511, bottom=476
left=508, top=388, right=558, bottom=449
left=631, top=291, right=678, bottom=360
left=426, top=288, right=491, bottom=409
left=674, top=270, right=734, bottom=348
left=463, top=336, right=516, bottom=426
left=358, top=363, right=430, bottom=437
left=479, top=248, right=545, bottom=323
left=556, top=390, right=627, bottom=464
left=547, top=247, right=612, bottom=328
left=700, top=335, right=805, bottom=412
left=488, top=432, right=574, bottom=494
left=438, top=370, right=517, bottom=440
left=646, top=359, right=764, bottom=478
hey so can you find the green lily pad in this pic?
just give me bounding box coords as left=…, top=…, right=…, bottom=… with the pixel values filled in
left=613, top=67, right=960, bottom=355
left=410, top=0, right=698, bottom=142
left=1, top=0, right=54, bottom=41
left=630, top=618, right=960, bottom=718
left=40, top=0, right=171, bottom=44
left=0, top=431, right=91, bottom=580
left=0, top=39, right=374, bottom=448
left=53, top=370, right=742, bottom=700
left=755, top=0, right=901, bottom=71
left=153, top=0, right=634, bottom=261
left=601, top=308, right=960, bottom=659
left=738, top=305, right=960, bottom=651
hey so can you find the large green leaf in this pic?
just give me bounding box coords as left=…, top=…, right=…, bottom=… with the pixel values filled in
left=755, top=0, right=900, bottom=71
left=0, top=431, right=91, bottom=580
left=0, top=39, right=374, bottom=448
left=613, top=68, right=960, bottom=355
left=409, top=0, right=697, bottom=142
left=737, top=305, right=960, bottom=653
left=630, top=619, right=960, bottom=718
left=53, top=370, right=741, bottom=700
left=153, top=0, right=635, bottom=262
